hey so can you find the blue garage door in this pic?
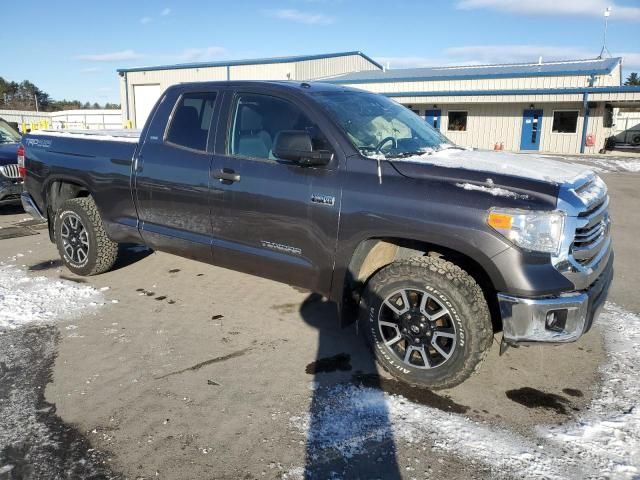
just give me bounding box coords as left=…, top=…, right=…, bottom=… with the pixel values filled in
left=425, top=109, right=441, bottom=131
left=520, top=109, right=543, bottom=150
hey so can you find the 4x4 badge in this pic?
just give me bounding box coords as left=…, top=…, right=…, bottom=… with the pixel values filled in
left=311, top=194, right=335, bottom=206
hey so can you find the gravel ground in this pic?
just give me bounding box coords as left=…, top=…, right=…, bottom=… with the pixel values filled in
left=0, top=169, right=638, bottom=479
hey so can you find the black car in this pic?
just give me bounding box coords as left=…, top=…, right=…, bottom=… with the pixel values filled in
left=0, top=118, right=23, bottom=207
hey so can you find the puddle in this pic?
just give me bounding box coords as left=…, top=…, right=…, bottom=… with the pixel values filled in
left=351, top=373, right=469, bottom=414
left=271, top=303, right=298, bottom=314
left=29, top=259, right=63, bottom=271
left=155, top=348, right=250, bottom=379
left=505, top=387, right=573, bottom=415
left=306, top=353, right=352, bottom=374
left=562, top=388, right=584, bottom=398
left=58, top=275, right=86, bottom=284
left=0, top=226, right=38, bottom=240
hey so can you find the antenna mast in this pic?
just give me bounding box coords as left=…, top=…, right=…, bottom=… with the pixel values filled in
left=599, top=6, right=612, bottom=58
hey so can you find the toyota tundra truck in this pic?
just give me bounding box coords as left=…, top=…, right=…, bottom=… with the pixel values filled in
left=19, top=81, right=613, bottom=389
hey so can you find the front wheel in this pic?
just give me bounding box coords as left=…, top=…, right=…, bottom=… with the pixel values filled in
left=54, top=197, right=118, bottom=276
left=361, top=256, right=493, bottom=390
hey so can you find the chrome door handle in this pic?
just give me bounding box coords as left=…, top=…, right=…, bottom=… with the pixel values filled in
left=213, top=168, right=240, bottom=183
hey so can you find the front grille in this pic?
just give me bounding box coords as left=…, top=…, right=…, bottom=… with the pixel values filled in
left=570, top=196, right=610, bottom=267
left=0, top=164, right=20, bottom=179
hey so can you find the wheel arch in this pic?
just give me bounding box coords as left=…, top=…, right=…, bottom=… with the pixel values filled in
left=44, top=177, right=92, bottom=242
left=338, top=237, right=502, bottom=332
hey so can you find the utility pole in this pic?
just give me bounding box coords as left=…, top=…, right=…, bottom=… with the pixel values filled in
left=599, top=7, right=612, bottom=59
left=34, top=93, right=39, bottom=112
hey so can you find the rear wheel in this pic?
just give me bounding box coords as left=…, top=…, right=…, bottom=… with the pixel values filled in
left=361, top=256, right=493, bottom=390
left=54, top=197, right=118, bottom=276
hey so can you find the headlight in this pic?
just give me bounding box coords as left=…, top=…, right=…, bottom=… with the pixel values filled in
left=487, top=208, right=565, bottom=254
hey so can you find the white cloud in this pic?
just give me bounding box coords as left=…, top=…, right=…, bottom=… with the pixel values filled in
left=175, top=46, right=228, bottom=62
left=457, top=0, right=640, bottom=20
left=160, top=7, right=171, bottom=16
left=140, top=16, right=152, bottom=24
left=76, top=50, right=144, bottom=62
left=267, top=8, right=334, bottom=25
left=620, top=52, right=640, bottom=70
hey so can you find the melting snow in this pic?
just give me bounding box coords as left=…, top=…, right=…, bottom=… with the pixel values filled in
left=389, top=149, right=594, bottom=184
left=27, top=129, right=140, bottom=143
left=456, top=178, right=528, bottom=199
left=0, top=263, right=104, bottom=329
left=289, top=303, right=640, bottom=479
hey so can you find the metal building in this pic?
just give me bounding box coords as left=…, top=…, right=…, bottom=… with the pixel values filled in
left=117, top=51, right=640, bottom=154
left=117, top=51, right=381, bottom=128
left=325, top=57, right=640, bottom=154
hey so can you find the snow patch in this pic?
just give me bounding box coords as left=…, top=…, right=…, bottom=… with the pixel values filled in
left=389, top=148, right=593, bottom=184
left=456, top=178, right=528, bottom=199
left=0, top=263, right=104, bottom=329
left=289, top=303, right=640, bottom=478
left=28, top=129, right=140, bottom=144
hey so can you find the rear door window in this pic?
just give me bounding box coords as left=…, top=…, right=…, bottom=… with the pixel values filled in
left=165, top=92, right=218, bottom=151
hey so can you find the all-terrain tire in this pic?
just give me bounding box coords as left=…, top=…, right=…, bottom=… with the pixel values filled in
left=361, top=256, right=493, bottom=390
left=54, top=197, right=118, bottom=276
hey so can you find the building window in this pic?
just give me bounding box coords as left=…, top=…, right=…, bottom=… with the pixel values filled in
left=448, top=111, right=467, bottom=131
left=552, top=111, right=579, bottom=134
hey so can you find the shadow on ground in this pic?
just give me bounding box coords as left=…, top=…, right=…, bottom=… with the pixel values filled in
left=299, top=293, right=402, bottom=479
left=0, top=325, right=121, bottom=480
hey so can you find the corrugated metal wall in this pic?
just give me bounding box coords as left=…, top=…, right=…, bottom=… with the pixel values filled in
left=342, top=74, right=602, bottom=95
left=408, top=102, right=612, bottom=154
left=295, top=54, right=378, bottom=80
left=122, top=54, right=381, bottom=127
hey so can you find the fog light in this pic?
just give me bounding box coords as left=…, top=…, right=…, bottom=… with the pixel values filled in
left=545, top=309, right=567, bottom=332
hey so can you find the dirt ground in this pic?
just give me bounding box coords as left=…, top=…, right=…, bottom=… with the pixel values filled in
left=0, top=169, right=638, bottom=480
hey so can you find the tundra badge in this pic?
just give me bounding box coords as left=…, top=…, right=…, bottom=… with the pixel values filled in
left=311, top=194, right=335, bottom=206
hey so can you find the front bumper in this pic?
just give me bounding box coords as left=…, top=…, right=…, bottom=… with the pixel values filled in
left=498, top=252, right=613, bottom=343
left=0, top=179, right=23, bottom=205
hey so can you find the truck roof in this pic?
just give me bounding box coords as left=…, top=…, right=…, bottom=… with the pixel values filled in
left=168, top=80, right=363, bottom=95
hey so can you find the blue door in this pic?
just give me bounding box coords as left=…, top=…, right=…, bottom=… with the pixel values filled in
left=425, top=109, right=441, bottom=131
left=520, top=109, right=543, bottom=150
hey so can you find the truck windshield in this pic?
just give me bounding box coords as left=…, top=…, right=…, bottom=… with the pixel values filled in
left=0, top=119, right=21, bottom=144
left=314, top=91, right=452, bottom=158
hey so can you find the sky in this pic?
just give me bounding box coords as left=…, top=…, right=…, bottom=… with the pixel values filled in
left=1, top=0, right=639, bottom=104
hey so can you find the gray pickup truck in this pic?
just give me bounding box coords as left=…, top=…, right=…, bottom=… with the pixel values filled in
left=20, top=81, right=613, bottom=389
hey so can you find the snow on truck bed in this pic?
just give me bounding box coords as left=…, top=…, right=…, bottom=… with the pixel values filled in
left=30, top=129, right=141, bottom=143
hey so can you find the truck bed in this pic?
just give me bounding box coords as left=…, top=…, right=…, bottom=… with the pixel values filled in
left=29, top=129, right=141, bottom=143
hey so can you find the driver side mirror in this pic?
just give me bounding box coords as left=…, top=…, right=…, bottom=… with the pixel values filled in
left=273, top=130, right=333, bottom=166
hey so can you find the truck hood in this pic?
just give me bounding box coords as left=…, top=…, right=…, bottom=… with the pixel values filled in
left=389, top=148, right=592, bottom=184
left=388, top=148, right=595, bottom=200
left=0, top=142, right=19, bottom=166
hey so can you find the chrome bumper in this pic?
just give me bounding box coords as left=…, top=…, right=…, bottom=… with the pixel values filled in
left=499, top=254, right=613, bottom=343
left=0, top=180, right=23, bottom=204
left=20, top=192, right=46, bottom=222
